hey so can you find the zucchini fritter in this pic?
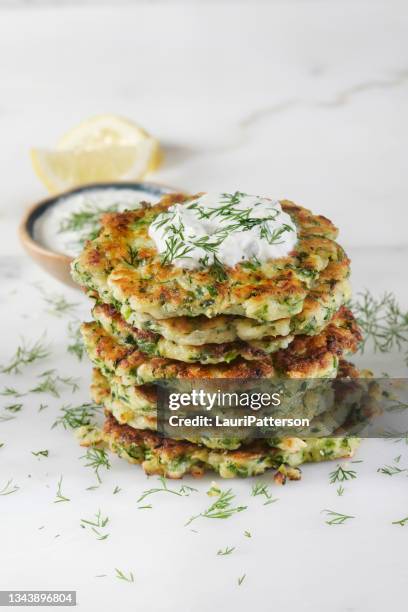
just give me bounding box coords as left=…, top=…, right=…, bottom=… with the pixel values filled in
left=91, top=259, right=350, bottom=364
left=79, top=412, right=360, bottom=479
left=81, top=306, right=361, bottom=385
left=90, top=361, right=369, bottom=450
left=92, top=302, right=294, bottom=364
left=115, top=259, right=351, bottom=345
left=71, top=193, right=349, bottom=322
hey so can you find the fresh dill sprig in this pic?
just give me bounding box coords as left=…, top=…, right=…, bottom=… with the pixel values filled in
left=377, top=464, right=408, bottom=476
left=67, top=321, right=84, bottom=361
left=337, top=485, right=345, bottom=496
left=59, top=204, right=117, bottom=233
left=4, top=403, right=23, bottom=413
left=114, top=568, right=134, bottom=583
left=238, top=574, right=246, bottom=586
left=137, top=476, right=197, bottom=503
left=329, top=464, right=357, bottom=484
left=113, top=486, right=121, bottom=495
left=30, top=370, right=79, bottom=397
left=392, top=516, right=408, bottom=526
left=52, top=403, right=101, bottom=430
left=31, top=450, right=49, bottom=458
left=351, top=291, right=408, bottom=362
left=217, top=546, right=235, bottom=556
left=251, top=481, right=278, bottom=505
left=0, top=386, right=26, bottom=398
left=179, top=484, right=198, bottom=496
left=80, top=510, right=109, bottom=540
left=322, top=509, right=355, bottom=526
left=0, top=479, right=19, bottom=496
left=244, top=530, right=251, bottom=538
left=81, top=447, right=111, bottom=483
left=241, top=256, right=262, bottom=271
left=1, top=335, right=51, bottom=374
left=185, top=488, right=247, bottom=526
left=44, top=294, right=79, bottom=317
left=54, top=476, right=70, bottom=503
left=58, top=202, right=121, bottom=251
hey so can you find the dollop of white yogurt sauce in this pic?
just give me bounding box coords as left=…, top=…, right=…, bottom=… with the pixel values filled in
left=34, top=188, right=160, bottom=257
left=149, top=192, right=297, bottom=269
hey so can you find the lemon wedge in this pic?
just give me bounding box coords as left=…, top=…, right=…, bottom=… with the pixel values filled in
left=31, top=114, right=162, bottom=193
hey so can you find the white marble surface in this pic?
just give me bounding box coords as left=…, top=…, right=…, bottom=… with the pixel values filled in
left=1, top=2, right=408, bottom=612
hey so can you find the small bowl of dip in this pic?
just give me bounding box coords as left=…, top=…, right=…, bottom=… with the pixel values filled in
left=19, top=181, right=177, bottom=288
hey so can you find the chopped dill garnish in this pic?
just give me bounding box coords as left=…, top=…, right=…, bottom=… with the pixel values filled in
left=0, top=479, right=19, bottom=496
left=351, top=290, right=408, bottom=363
left=329, top=464, right=357, bottom=484
left=322, top=509, right=355, bottom=526
left=0, top=387, right=26, bottom=398
left=81, top=447, right=111, bottom=483
left=251, top=481, right=278, bottom=504
left=238, top=574, right=246, bottom=586
left=1, top=335, right=50, bottom=374
left=31, top=450, right=49, bottom=458
left=45, top=294, right=78, bottom=317
left=80, top=510, right=109, bottom=540
left=52, top=403, right=101, bottom=430
left=337, top=485, right=345, bottom=496
left=113, top=486, right=121, bottom=495
left=4, top=403, right=23, bottom=413
left=377, top=464, right=408, bottom=476
left=244, top=530, right=252, bottom=538
left=217, top=546, right=235, bottom=556
left=137, top=476, right=197, bottom=503
left=59, top=202, right=120, bottom=250
left=185, top=488, right=247, bottom=525
left=392, top=516, right=408, bottom=526
left=155, top=192, right=294, bottom=267
left=54, top=476, right=70, bottom=503
left=67, top=321, right=84, bottom=361
left=115, top=568, right=134, bottom=583
left=30, top=370, right=79, bottom=397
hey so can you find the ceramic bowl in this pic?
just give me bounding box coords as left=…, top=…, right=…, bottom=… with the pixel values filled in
left=19, top=181, right=177, bottom=289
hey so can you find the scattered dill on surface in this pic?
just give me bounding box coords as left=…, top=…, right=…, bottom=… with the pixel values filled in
left=185, top=488, right=247, bottom=526
left=322, top=509, right=355, bottom=526
left=1, top=336, right=50, bottom=374
left=54, top=476, right=70, bottom=503
left=329, top=465, right=357, bottom=484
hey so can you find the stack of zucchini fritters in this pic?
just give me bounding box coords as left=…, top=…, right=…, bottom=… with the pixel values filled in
left=72, top=193, right=364, bottom=481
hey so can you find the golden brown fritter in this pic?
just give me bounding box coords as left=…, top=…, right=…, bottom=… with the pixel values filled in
left=91, top=257, right=350, bottom=362
left=94, top=412, right=360, bottom=479
left=90, top=360, right=369, bottom=450
left=71, top=193, right=348, bottom=322
left=81, top=306, right=361, bottom=385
